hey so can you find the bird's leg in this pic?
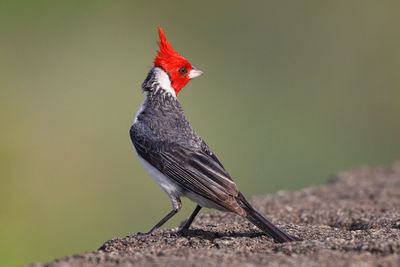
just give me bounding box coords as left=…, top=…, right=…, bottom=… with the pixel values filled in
left=177, top=204, right=202, bottom=235
left=138, top=198, right=182, bottom=236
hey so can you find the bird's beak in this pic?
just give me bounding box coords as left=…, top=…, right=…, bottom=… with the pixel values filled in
left=188, top=66, right=203, bottom=79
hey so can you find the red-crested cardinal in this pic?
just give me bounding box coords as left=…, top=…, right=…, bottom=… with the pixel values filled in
left=130, top=27, right=298, bottom=242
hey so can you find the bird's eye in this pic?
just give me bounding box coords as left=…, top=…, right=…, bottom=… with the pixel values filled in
left=178, top=67, right=187, bottom=75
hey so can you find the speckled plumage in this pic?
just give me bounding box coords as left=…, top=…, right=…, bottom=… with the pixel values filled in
left=135, top=76, right=202, bottom=150
left=130, top=68, right=241, bottom=213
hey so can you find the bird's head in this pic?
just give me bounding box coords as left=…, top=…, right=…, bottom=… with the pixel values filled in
left=154, top=27, right=203, bottom=96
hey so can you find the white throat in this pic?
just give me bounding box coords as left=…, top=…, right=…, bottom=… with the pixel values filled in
left=152, top=67, right=176, bottom=97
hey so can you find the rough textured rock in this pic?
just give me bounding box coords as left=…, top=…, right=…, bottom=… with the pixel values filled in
left=29, top=163, right=400, bottom=266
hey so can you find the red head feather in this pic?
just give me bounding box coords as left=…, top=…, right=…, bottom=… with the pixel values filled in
left=154, top=27, right=193, bottom=95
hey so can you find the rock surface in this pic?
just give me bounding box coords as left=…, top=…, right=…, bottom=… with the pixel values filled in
left=30, top=163, right=400, bottom=266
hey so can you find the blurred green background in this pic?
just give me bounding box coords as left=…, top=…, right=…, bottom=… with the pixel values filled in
left=1, top=1, right=399, bottom=266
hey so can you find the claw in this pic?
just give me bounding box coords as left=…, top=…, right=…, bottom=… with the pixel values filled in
left=136, top=231, right=153, bottom=236
left=176, top=228, right=191, bottom=236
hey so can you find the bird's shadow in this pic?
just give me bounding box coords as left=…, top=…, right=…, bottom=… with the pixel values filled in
left=169, top=228, right=266, bottom=241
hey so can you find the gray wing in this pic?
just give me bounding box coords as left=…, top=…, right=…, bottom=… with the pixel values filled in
left=130, top=123, right=240, bottom=210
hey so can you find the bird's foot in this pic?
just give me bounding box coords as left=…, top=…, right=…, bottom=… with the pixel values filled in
left=176, top=230, right=188, bottom=236
left=136, top=231, right=154, bottom=236
left=175, top=226, right=192, bottom=236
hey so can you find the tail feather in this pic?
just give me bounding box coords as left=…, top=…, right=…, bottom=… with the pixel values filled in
left=236, top=193, right=298, bottom=243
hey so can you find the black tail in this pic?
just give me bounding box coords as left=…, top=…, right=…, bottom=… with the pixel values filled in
left=236, top=193, right=299, bottom=243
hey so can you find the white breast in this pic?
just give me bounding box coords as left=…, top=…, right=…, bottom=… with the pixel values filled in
left=133, top=98, right=146, bottom=124
left=133, top=141, right=183, bottom=199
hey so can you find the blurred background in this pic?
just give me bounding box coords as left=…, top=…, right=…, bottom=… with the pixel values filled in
left=1, top=1, right=399, bottom=266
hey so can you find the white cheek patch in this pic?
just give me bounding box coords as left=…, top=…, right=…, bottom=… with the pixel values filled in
left=153, top=67, right=176, bottom=97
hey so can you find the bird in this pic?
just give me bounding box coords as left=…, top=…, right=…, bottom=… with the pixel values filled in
left=129, top=27, right=298, bottom=243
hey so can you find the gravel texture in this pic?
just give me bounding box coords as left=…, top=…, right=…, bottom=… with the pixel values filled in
left=29, top=163, right=400, bottom=266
